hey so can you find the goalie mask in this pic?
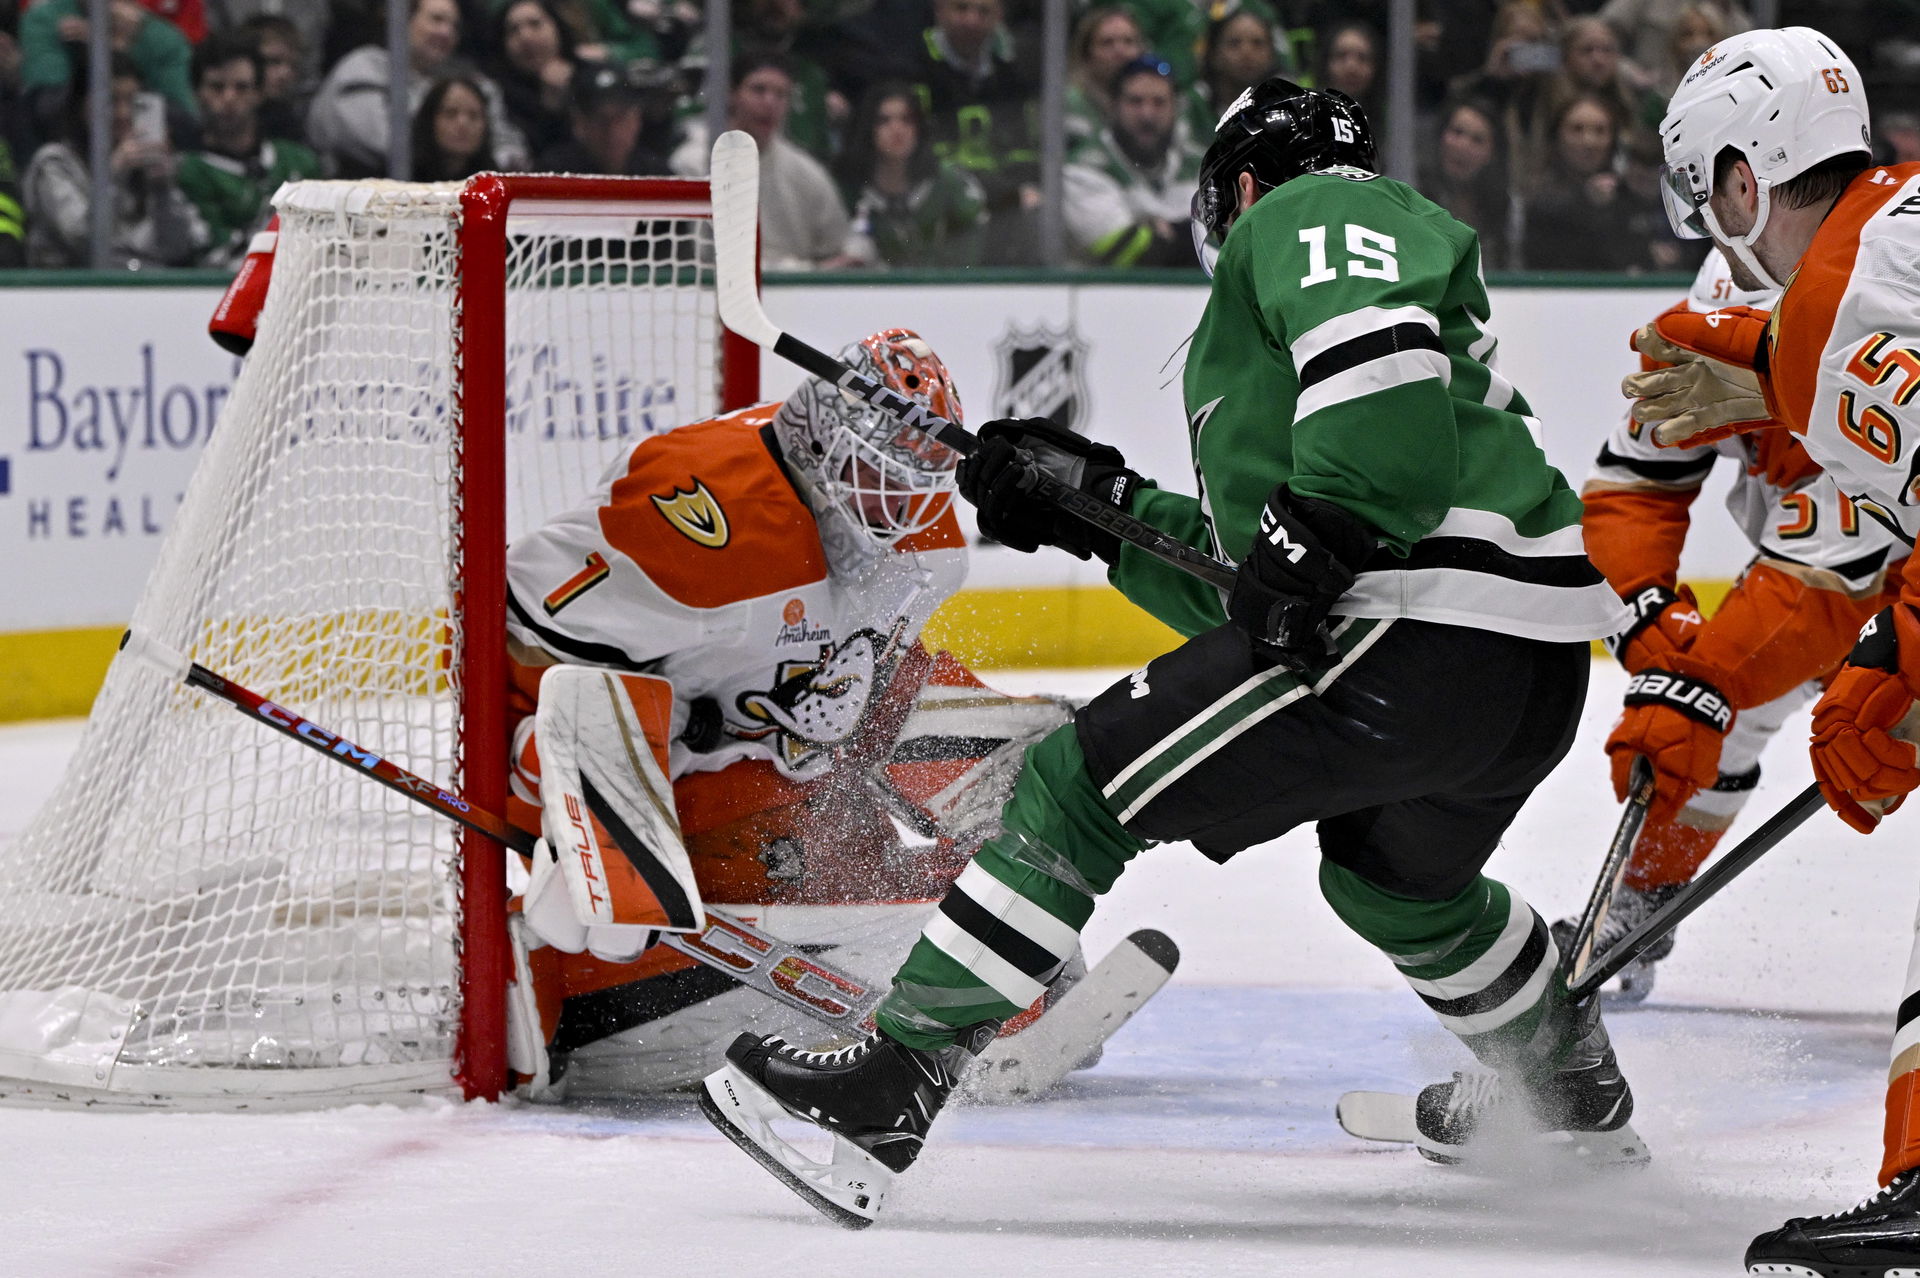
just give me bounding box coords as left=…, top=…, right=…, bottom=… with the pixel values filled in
left=772, top=329, right=961, bottom=550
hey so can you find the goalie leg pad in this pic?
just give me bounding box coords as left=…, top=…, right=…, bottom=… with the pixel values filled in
left=533, top=667, right=704, bottom=956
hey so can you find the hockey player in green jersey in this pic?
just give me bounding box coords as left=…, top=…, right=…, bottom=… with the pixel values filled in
left=702, top=77, right=1642, bottom=1228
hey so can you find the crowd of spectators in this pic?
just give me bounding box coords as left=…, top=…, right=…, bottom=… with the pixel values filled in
left=0, top=0, right=1916, bottom=272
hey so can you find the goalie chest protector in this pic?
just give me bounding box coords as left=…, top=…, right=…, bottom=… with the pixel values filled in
left=506, top=406, right=968, bottom=782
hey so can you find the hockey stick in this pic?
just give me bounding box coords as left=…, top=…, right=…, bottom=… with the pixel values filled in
left=1558, top=757, right=1654, bottom=989
left=707, top=130, right=1237, bottom=594
left=1568, top=781, right=1823, bottom=1003
left=114, top=629, right=879, bottom=1029
left=115, top=630, right=1170, bottom=1090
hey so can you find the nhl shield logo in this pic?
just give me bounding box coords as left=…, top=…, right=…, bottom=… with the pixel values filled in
left=992, top=322, right=1090, bottom=429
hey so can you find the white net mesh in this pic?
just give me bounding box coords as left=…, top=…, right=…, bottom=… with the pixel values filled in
left=0, top=178, right=728, bottom=1104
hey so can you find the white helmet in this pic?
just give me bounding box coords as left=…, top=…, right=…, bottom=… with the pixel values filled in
left=1658, top=26, right=1871, bottom=289
left=772, top=328, right=961, bottom=551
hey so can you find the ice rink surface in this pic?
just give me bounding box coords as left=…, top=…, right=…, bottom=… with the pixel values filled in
left=2, top=661, right=1913, bottom=1277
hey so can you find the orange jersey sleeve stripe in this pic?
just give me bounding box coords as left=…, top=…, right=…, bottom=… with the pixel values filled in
left=1580, top=483, right=1698, bottom=594
left=598, top=406, right=830, bottom=609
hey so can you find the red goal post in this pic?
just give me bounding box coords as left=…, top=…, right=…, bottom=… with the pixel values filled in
left=452, top=175, right=759, bottom=1099
left=0, top=173, right=757, bottom=1107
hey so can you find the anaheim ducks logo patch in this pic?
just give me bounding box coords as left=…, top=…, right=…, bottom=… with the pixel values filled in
left=651, top=480, right=730, bottom=548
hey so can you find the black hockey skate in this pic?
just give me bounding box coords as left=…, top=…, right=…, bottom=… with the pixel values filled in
left=1745, top=1168, right=1920, bottom=1276
left=1550, top=882, right=1685, bottom=1005
left=700, top=1022, right=996, bottom=1228
left=1408, top=1014, right=1648, bottom=1168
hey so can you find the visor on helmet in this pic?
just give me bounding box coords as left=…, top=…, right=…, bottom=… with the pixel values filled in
left=1660, top=161, right=1712, bottom=239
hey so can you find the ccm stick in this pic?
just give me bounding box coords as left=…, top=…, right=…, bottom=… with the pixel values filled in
left=116, top=628, right=889, bottom=1030
left=707, top=130, right=1237, bottom=593
left=116, top=629, right=1176, bottom=1095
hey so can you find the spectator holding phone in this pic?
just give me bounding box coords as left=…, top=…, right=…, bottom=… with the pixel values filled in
left=1449, top=0, right=1561, bottom=174
left=1517, top=89, right=1663, bottom=271
left=22, top=53, right=207, bottom=268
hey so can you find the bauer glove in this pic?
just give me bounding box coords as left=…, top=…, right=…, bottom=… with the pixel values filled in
left=1226, top=487, right=1375, bottom=667
left=1811, top=605, right=1920, bottom=834
left=1606, top=663, right=1735, bottom=826
left=957, top=418, right=1142, bottom=562
left=1603, top=584, right=1704, bottom=673
left=1623, top=304, right=1775, bottom=449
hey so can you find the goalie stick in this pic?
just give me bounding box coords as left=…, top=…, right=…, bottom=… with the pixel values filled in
left=706, top=130, right=1237, bottom=594
left=1335, top=781, right=1824, bottom=1148
left=115, top=628, right=883, bottom=1030
left=116, top=629, right=1168, bottom=1092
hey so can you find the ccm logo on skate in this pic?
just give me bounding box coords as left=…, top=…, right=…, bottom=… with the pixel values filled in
left=258, top=702, right=383, bottom=768
left=1623, top=671, right=1732, bottom=732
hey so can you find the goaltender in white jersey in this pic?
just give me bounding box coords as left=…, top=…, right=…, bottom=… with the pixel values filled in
left=497, top=330, right=1084, bottom=1096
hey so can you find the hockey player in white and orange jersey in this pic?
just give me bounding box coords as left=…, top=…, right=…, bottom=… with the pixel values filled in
left=1555, top=248, right=1901, bottom=1004
left=497, top=329, right=1077, bottom=1097
left=1629, top=26, right=1920, bottom=1274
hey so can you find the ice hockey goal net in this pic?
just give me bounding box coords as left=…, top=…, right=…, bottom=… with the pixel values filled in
left=0, top=175, right=757, bottom=1106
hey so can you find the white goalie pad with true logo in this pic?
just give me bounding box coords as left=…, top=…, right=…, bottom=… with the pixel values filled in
left=526, top=666, right=705, bottom=963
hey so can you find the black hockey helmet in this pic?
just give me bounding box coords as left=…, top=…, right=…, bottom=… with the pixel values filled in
left=1190, top=77, right=1377, bottom=273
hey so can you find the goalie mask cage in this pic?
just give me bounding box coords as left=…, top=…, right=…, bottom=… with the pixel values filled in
left=0, top=175, right=757, bottom=1107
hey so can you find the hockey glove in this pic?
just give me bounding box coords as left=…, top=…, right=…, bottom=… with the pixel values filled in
left=1606, top=662, right=1735, bottom=825
left=1811, top=605, right=1920, bottom=834
left=1226, top=487, right=1375, bottom=666
left=957, top=418, right=1143, bottom=562
left=1603, top=584, right=1703, bottom=673
left=1623, top=305, right=1775, bottom=449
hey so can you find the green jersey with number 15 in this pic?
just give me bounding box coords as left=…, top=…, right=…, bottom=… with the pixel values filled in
left=1112, top=169, right=1628, bottom=643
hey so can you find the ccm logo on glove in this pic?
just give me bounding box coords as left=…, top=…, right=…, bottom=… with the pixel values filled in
left=1623, top=669, right=1733, bottom=732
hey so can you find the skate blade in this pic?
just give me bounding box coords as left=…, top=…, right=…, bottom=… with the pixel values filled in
left=699, top=1065, right=891, bottom=1230
left=1751, top=1258, right=1920, bottom=1266
left=1417, top=1120, right=1653, bottom=1170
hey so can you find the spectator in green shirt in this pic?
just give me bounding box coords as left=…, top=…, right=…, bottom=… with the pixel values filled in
left=176, top=32, right=320, bottom=268
left=20, top=0, right=195, bottom=142
left=836, top=79, right=986, bottom=269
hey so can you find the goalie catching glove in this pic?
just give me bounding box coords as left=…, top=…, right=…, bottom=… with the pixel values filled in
left=1623, top=303, right=1776, bottom=449
left=1226, top=487, right=1375, bottom=667
left=956, top=418, right=1142, bottom=562
left=523, top=665, right=704, bottom=962
left=1811, top=606, right=1920, bottom=834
